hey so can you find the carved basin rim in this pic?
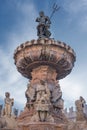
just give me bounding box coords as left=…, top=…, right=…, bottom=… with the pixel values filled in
left=14, top=38, right=76, bottom=80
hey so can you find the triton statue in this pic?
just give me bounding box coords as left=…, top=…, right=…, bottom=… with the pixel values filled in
left=36, top=4, right=60, bottom=39
left=36, top=11, right=51, bottom=38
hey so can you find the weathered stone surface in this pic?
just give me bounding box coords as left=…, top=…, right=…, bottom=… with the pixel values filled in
left=14, top=38, right=76, bottom=80
left=75, top=96, right=86, bottom=121
left=0, top=117, right=7, bottom=128
left=31, top=66, right=57, bottom=84
left=29, top=80, right=54, bottom=123
left=4, top=92, right=14, bottom=117
left=0, top=92, right=17, bottom=130
left=66, top=121, right=87, bottom=130
left=3, top=116, right=17, bottom=129
left=17, top=122, right=63, bottom=130
left=17, top=79, right=67, bottom=129
left=13, top=38, right=76, bottom=130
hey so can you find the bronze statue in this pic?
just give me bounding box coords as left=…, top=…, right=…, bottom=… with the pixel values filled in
left=36, top=11, right=51, bottom=38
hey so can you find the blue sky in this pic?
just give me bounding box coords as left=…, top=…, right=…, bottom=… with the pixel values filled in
left=0, top=0, right=87, bottom=110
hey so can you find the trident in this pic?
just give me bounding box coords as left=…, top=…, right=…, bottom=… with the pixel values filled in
left=50, top=3, right=60, bottom=20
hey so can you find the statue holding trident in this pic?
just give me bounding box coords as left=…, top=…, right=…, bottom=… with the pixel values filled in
left=36, top=4, right=60, bottom=39
left=36, top=11, right=51, bottom=38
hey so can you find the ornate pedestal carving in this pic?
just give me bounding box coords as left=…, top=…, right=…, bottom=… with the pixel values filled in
left=14, top=38, right=76, bottom=130
left=14, top=39, right=76, bottom=80
left=18, top=122, right=63, bottom=130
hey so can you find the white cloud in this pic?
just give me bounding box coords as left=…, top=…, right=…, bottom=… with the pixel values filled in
left=63, top=0, right=87, bottom=32
left=79, top=15, right=87, bottom=32
left=60, top=68, right=87, bottom=110
left=6, top=1, right=38, bottom=53
left=63, top=0, right=87, bottom=14
left=0, top=1, right=38, bottom=109
left=0, top=47, right=28, bottom=105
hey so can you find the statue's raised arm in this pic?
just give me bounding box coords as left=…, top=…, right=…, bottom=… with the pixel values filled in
left=36, top=11, right=51, bottom=39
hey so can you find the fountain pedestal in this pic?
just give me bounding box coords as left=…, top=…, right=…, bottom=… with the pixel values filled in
left=14, top=38, right=76, bottom=130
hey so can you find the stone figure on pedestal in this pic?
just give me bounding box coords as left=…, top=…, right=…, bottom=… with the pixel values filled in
left=25, top=84, right=35, bottom=109
left=51, top=83, right=64, bottom=110
left=0, top=93, right=17, bottom=129
left=36, top=80, right=50, bottom=102
left=31, top=80, right=54, bottom=122
left=36, top=11, right=51, bottom=38
left=4, top=92, right=14, bottom=117
left=75, top=96, right=86, bottom=121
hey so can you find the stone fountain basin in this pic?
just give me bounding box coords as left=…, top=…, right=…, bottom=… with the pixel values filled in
left=14, top=38, right=76, bottom=80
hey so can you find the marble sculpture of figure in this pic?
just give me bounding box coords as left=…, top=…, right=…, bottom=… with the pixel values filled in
left=4, top=92, right=14, bottom=117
